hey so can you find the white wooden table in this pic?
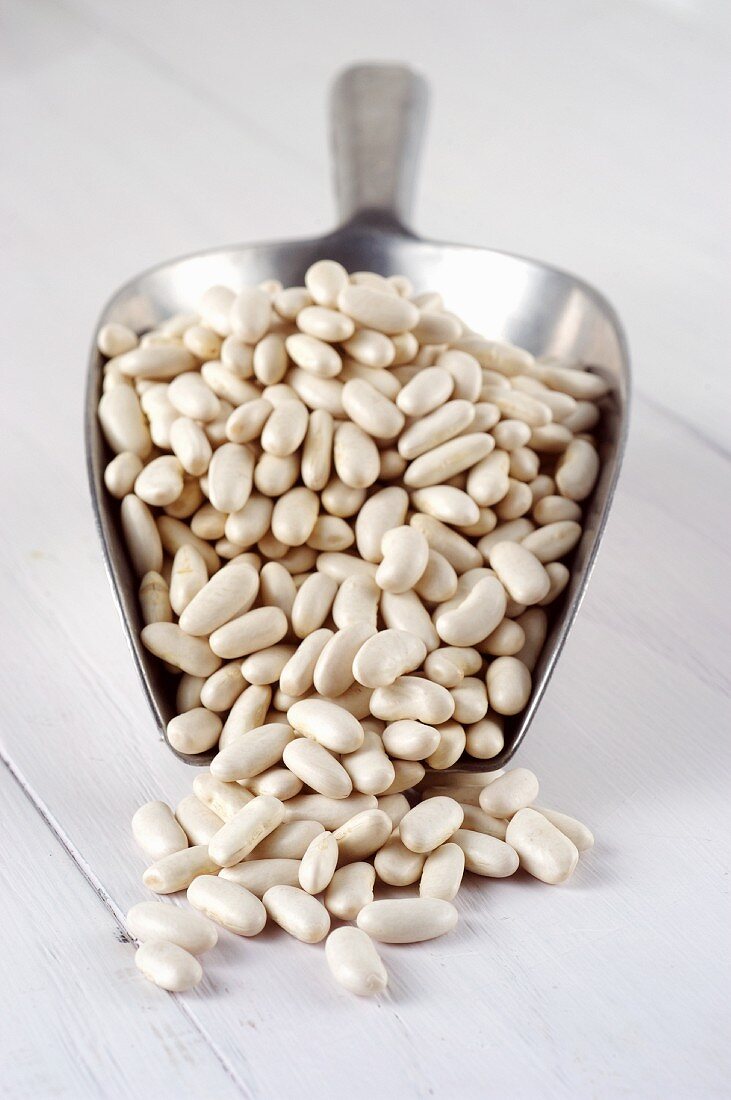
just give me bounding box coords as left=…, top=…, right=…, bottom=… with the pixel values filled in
left=2, top=2, right=729, bottom=1096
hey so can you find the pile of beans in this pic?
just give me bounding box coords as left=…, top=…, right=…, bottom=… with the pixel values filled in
left=97, top=260, right=603, bottom=995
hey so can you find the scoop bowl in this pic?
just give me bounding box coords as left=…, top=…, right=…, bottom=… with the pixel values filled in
left=85, top=63, right=630, bottom=768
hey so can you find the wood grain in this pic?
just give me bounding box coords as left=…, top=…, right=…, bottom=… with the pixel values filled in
left=1, top=0, right=729, bottom=1096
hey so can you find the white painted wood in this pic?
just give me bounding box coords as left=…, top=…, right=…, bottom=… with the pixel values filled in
left=1, top=0, right=729, bottom=1096
left=0, top=768, right=242, bottom=1099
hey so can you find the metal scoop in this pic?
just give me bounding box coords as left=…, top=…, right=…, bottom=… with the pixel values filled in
left=85, top=63, right=630, bottom=769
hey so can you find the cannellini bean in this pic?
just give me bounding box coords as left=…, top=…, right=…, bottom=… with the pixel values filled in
left=337, top=284, right=418, bottom=334
left=286, top=333, right=342, bottom=378
left=289, top=368, right=344, bottom=416
left=478, top=517, right=535, bottom=557
left=193, top=772, right=253, bottom=820
left=132, top=801, right=188, bottom=862
left=355, top=486, right=409, bottom=562
left=380, top=590, right=440, bottom=653
left=410, top=513, right=483, bottom=573
left=514, top=608, right=548, bottom=671
left=263, top=885, right=330, bottom=943
left=311, top=622, right=373, bottom=697
left=220, top=859, right=302, bottom=896
left=98, top=321, right=138, bottom=357
left=225, top=493, right=273, bottom=548
left=425, top=719, right=466, bottom=770
left=320, top=478, right=367, bottom=518
left=219, top=684, right=272, bottom=748
left=399, top=797, right=464, bottom=853
left=104, top=451, right=144, bottom=498
left=342, top=379, right=404, bottom=439
left=357, top=898, right=458, bottom=943
left=324, top=863, right=376, bottom=919
left=376, top=526, right=429, bottom=592
left=279, top=629, right=333, bottom=697
left=139, top=571, right=173, bottom=625
left=127, top=900, right=217, bottom=955
left=210, top=723, right=294, bottom=782
left=340, top=729, right=396, bottom=796
left=382, top=720, right=441, bottom=761
left=247, top=766, right=303, bottom=801
left=457, top=803, right=507, bottom=839
left=341, top=357, right=401, bottom=397
left=395, top=371, right=452, bottom=418
left=297, top=305, right=354, bottom=343
left=405, top=432, right=494, bottom=488
left=253, top=333, right=288, bottom=384
left=207, top=443, right=254, bottom=513
left=135, top=941, right=202, bottom=992
left=415, top=550, right=459, bottom=604
left=436, top=575, right=507, bottom=646
left=307, top=514, right=352, bottom=551
left=486, top=656, right=532, bottom=715
left=283, top=738, right=353, bottom=799
left=287, top=699, right=364, bottom=753
left=176, top=675, right=204, bottom=716
left=532, top=362, right=609, bottom=400
left=419, top=842, right=465, bottom=900
left=167, top=372, right=220, bottom=421
left=248, top=820, right=324, bottom=860
left=242, top=644, right=295, bottom=685
left=489, top=541, right=551, bottom=605
left=143, top=845, right=220, bottom=894
left=230, top=287, right=272, bottom=344
left=480, top=618, right=525, bottom=656
left=352, top=629, right=427, bottom=689
left=411, top=486, right=480, bottom=527
left=533, top=807, right=594, bottom=852
left=398, top=400, right=476, bottom=460
left=209, top=605, right=288, bottom=660
left=494, top=478, right=533, bottom=520
left=271, top=486, right=319, bottom=547
left=478, top=768, right=539, bottom=817
left=374, top=832, right=426, bottom=886
left=437, top=349, right=481, bottom=401
left=175, top=795, right=224, bottom=846
left=424, top=646, right=482, bottom=688
left=284, top=793, right=377, bottom=830
left=98, top=386, right=152, bottom=457
left=381, top=759, right=425, bottom=794
left=141, top=622, right=220, bottom=677
left=333, top=809, right=392, bottom=864
left=187, top=875, right=267, bottom=936
left=208, top=795, right=286, bottom=867
left=179, top=561, right=259, bottom=636
left=121, top=495, right=163, bottom=577
left=342, top=329, right=395, bottom=369
left=305, top=260, right=348, bottom=308
left=451, top=678, right=487, bottom=725
left=452, top=829, right=519, bottom=877
left=291, top=572, right=337, bottom=637
left=299, top=831, right=339, bottom=894
left=261, top=399, right=309, bottom=456
left=333, top=422, right=380, bottom=488
left=505, top=808, right=579, bottom=884
left=377, top=794, right=410, bottom=829
left=371, top=676, right=454, bottom=725
left=325, top=926, right=388, bottom=997
left=167, top=708, right=222, bottom=755
left=331, top=574, right=379, bottom=630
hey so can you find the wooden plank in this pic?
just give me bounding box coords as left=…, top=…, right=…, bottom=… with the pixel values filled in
left=0, top=766, right=244, bottom=1099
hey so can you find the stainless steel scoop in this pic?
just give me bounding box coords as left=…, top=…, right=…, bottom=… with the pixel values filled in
left=85, top=62, right=630, bottom=769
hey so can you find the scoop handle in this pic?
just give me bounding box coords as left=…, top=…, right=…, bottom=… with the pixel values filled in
left=330, top=63, right=428, bottom=232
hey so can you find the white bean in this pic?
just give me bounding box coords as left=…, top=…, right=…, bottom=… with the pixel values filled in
left=325, top=926, right=388, bottom=996
left=357, top=898, right=458, bottom=943
left=135, top=941, right=202, bottom=992
left=505, top=808, right=579, bottom=884
left=187, top=875, right=267, bottom=936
